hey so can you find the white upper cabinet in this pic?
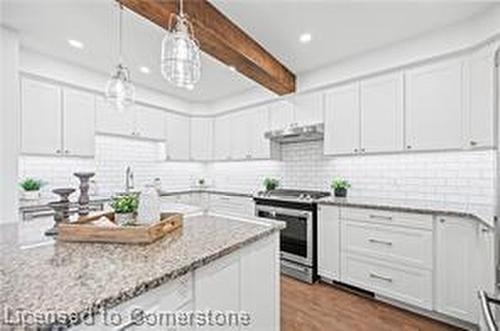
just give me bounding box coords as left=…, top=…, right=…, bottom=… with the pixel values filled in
left=360, top=73, right=404, bottom=153
left=95, top=96, right=135, bottom=137
left=190, top=117, right=213, bottom=161
left=465, top=44, right=496, bottom=149
left=213, top=114, right=232, bottom=161
left=248, top=105, right=271, bottom=159
left=21, top=78, right=62, bottom=156
left=405, top=59, right=464, bottom=151
left=292, top=92, right=324, bottom=126
left=62, top=88, right=95, bottom=157
left=21, top=78, right=95, bottom=157
left=165, top=112, right=190, bottom=161
left=230, top=111, right=251, bottom=160
left=324, top=82, right=360, bottom=155
left=134, top=105, right=165, bottom=141
left=269, top=100, right=294, bottom=131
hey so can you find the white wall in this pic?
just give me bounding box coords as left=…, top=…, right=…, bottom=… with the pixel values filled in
left=0, top=27, right=20, bottom=223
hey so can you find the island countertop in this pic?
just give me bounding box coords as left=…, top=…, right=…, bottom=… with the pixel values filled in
left=0, top=214, right=284, bottom=328
left=317, top=196, right=496, bottom=228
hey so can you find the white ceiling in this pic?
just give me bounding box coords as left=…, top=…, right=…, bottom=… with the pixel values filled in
left=1, top=0, right=496, bottom=103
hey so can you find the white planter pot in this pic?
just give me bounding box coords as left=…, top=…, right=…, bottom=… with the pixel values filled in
left=115, top=212, right=135, bottom=226
left=22, top=190, right=40, bottom=200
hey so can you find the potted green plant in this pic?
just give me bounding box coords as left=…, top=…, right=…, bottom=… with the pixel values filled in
left=111, top=194, right=139, bottom=225
left=19, top=178, right=45, bottom=200
left=263, top=178, right=279, bottom=192
left=331, top=177, right=351, bottom=198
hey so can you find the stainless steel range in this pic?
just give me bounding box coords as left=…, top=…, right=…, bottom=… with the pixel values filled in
left=254, top=189, right=330, bottom=283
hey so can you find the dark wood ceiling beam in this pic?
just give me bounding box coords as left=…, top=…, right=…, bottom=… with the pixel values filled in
left=119, top=0, right=296, bottom=95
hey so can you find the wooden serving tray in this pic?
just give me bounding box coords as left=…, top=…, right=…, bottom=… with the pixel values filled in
left=58, top=212, right=183, bottom=244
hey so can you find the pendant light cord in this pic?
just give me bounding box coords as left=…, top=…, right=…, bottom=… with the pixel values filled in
left=118, top=4, right=123, bottom=64
left=179, top=0, right=184, bottom=17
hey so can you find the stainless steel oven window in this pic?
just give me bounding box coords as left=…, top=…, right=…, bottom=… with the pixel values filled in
left=255, top=205, right=313, bottom=267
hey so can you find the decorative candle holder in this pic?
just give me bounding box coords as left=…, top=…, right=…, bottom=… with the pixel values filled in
left=45, top=188, right=75, bottom=236
left=74, top=172, right=95, bottom=216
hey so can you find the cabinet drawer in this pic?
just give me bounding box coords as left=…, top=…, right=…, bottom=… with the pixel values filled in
left=341, top=254, right=432, bottom=309
left=341, top=207, right=433, bottom=230
left=342, top=221, right=433, bottom=269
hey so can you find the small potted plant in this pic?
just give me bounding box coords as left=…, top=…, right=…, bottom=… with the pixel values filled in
left=331, top=177, right=351, bottom=198
left=19, top=178, right=44, bottom=200
left=111, top=194, right=139, bottom=225
left=263, top=178, right=279, bottom=192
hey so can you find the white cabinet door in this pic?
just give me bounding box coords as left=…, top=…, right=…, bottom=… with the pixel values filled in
left=360, top=73, right=403, bottom=153
left=269, top=100, right=294, bottom=130
left=21, top=78, right=62, bottom=155
left=214, top=114, right=232, bottom=160
left=195, top=254, right=240, bottom=331
left=324, top=83, right=360, bottom=155
left=405, top=59, right=464, bottom=151
left=293, top=92, right=324, bottom=126
left=62, top=88, right=95, bottom=157
left=95, top=96, right=135, bottom=137
left=241, top=235, right=279, bottom=331
left=465, top=45, right=495, bottom=149
left=318, top=205, right=341, bottom=281
left=231, top=111, right=251, bottom=160
left=435, top=216, right=482, bottom=323
left=165, top=112, right=190, bottom=160
left=135, top=105, right=165, bottom=140
left=190, top=117, right=213, bottom=161
left=248, top=105, right=270, bottom=159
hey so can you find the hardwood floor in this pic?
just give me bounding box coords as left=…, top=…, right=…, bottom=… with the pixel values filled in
left=281, top=276, right=462, bottom=331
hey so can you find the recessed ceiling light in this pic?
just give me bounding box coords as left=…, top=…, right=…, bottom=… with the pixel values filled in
left=229, top=66, right=236, bottom=72
left=139, top=66, right=150, bottom=74
left=67, top=39, right=84, bottom=49
left=299, top=33, right=312, bottom=44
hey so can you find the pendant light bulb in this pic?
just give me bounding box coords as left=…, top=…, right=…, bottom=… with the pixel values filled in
left=105, top=4, right=135, bottom=110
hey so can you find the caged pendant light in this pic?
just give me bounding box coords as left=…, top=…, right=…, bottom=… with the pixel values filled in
left=105, top=3, right=135, bottom=110
left=161, top=0, right=201, bottom=90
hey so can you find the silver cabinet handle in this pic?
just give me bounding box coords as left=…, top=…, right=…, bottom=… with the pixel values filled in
left=368, top=238, right=393, bottom=246
left=369, top=272, right=393, bottom=283
left=64, top=150, right=70, bottom=154
left=406, top=145, right=412, bottom=149
left=470, top=140, right=478, bottom=146
left=56, top=149, right=61, bottom=154
left=369, top=214, right=393, bottom=221
left=360, top=148, right=366, bottom=153
left=354, top=148, right=358, bottom=153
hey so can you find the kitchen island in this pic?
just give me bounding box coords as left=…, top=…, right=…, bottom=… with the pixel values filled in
left=0, top=213, right=283, bottom=330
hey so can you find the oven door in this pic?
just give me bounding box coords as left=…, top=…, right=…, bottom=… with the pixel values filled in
left=256, top=204, right=313, bottom=266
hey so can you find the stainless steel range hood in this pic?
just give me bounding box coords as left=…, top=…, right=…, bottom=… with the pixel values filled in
left=264, top=123, right=324, bottom=144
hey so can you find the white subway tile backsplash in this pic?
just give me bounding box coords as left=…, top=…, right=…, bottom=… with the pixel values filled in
left=19, top=135, right=205, bottom=199
left=19, top=138, right=496, bottom=207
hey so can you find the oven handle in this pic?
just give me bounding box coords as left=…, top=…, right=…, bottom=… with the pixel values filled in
left=255, top=205, right=312, bottom=218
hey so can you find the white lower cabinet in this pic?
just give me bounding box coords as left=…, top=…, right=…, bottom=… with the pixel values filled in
left=317, top=205, right=341, bottom=281
left=318, top=205, right=494, bottom=326
left=341, top=253, right=433, bottom=309
left=208, top=194, right=254, bottom=217
left=74, top=233, right=279, bottom=331
left=435, top=216, right=495, bottom=324
left=195, top=233, right=279, bottom=331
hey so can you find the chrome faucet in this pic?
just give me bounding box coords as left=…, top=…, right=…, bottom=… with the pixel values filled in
left=125, top=166, right=134, bottom=192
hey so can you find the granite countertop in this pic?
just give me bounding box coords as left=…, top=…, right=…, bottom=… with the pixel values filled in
left=159, top=189, right=254, bottom=198
left=317, top=196, right=497, bottom=228
left=0, top=214, right=284, bottom=329
left=19, top=195, right=110, bottom=211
